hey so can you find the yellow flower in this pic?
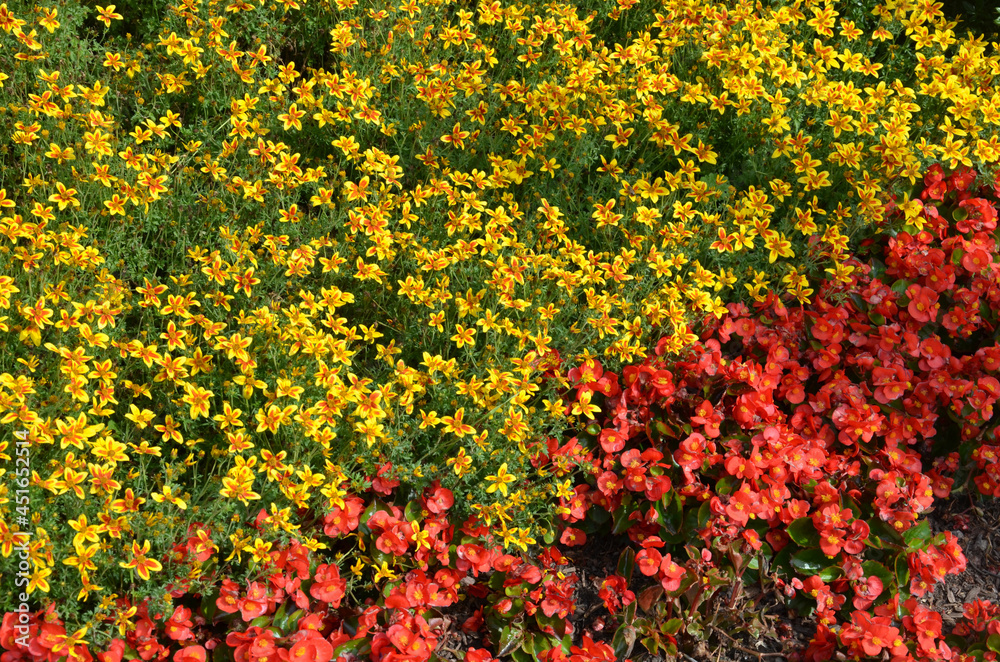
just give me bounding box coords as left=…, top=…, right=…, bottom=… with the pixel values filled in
left=151, top=485, right=188, bottom=510
left=125, top=404, right=155, bottom=429
left=447, top=447, right=473, bottom=477
left=763, top=232, right=795, bottom=263
left=350, top=558, right=365, bottom=578
left=485, top=462, right=516, bottom=497
left=570, top=390, right=601, bottom=420
left=119, top=540, right=161, bottom=581
left=450, top=323, right=476, bottom=349
left=373, top=561, right=398, bottom=582
left=244, top=538, right=273, bottom=563
left=418, top=409, right=440, bottom=429
left=411, top=522, right=431, bottom=550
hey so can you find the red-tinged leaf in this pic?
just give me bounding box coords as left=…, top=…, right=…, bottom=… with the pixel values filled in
left=617, top=547, right=635, bottom=583
left=497, top=626, right=524, bottom=658
left=612, top=624, right=636, bottom=660
left=637, top=585, right=664, bottom=612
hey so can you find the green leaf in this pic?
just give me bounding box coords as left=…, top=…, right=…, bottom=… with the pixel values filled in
left=611, top=502, right=636, bottom=535
left=281, top=610, right=304, bottom=636
left=534, top=613, right=565, bottom=637
left=787, top=518, right=820, bottom=547
left=622, top=600, right=637, bottom=626
left=404, top=499, right=422, bottom=522
left=659, top=492, right=683, bottom=535
left=201, top=592, right=219, bottom=623
left=497, top=626, right=524, bottom=658
left=333, top=639, right=371, bottom=660
left=987, top=633, right=1000, bottom=653
left=945, top=635, right=969, bottom=652
left=697, top=500, right=711, bottom=529
left=511, top=649, right=531, bottom=662
left=772, top=546, right=793, bottom=574
left=210, top=645, right=234, bottom=662
left=868, top=518, right=906, bottom=549
left=902, top=520, right=932, bottom=550
left=617, top=547, right=636, bottom=583
left=488, top=572, right=507, bottom=591
left=663, top=618, right=684, bottom=635
left=891, top=279, right=913, bottom=298
left=818, top=566, right=843, bottom=583
left=612, top=625, right=637, bottom=660
left=521, top=632, right=536, bottom=655
left=895, top=553, right=909, bottom=589
left=790, top=548, right=828, bottom=575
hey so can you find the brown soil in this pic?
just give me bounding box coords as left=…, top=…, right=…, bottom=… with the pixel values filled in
left=924, top=493, right=1000, bottom=628
left=436, top=493, right=1000, bottom=661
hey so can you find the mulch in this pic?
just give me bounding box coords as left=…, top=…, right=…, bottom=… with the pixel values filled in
left=434, top=492, right=1000, bottom=661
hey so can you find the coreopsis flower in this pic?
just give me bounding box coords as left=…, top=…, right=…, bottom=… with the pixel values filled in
left=119, top=540, right=162, bottom=581
left=485, top=463, right=516, bottom=497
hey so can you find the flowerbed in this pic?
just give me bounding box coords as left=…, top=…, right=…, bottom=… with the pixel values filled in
left=5, top=162, right=1000, bottom=662
left=3, top=0, right=1000, bottom=659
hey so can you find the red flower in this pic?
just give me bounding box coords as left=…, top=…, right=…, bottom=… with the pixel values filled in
left=659, top=554, right=686, bottom=592
left=286, top=634, right=332, bottom=662
left=569, top=635, right=615, bottom=662
left=424, top=484, right=454, bottom=514
left=599, top=427, right=625, bottom=453
left=851, top=575, right=883, bottom=610
left=309, top=563, right=346, bottom=607
left=323, top=496, right=364, bottom=537
left=174, top=645, right=206, bottom=662
left=216, top=579, right=241, bottom=614
left=635, top=547, right=662, bottom=576
left=559, top=527, right=586, bottom=547
left=906, top=284, right=940, bottom=323
left=371, top=462, right=400, bottom=496
left=650, top=369, right=674, bottom=397
left=852, top=611, right=903, bottom=657
left=465, top=649, right=493, bottom=662
left=724, top=486, right=757, bottom=526
left=238, top=582, right=270, bottom=621
left=597, top=575, right=634, bottom=614
left=164, top=606, right=194, bottom=642
left=818, top=527, right=846, bottom=557
left=962, top=248, right=992, bottom=273
left=596, top=471, right=622, bottom=497
left=97, top=640, right=127, bottom=662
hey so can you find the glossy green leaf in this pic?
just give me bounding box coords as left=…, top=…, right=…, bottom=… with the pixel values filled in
left=895, top=553, right=909, bottom=590
left=333, top=639, right=371, bottom=659
left=497, top=626, right=524, bottom=658
left=612, top=625, right=636, bottom=660
left=902, top=520, right=932, bottom=549
left=790, top=548, right=828, bottom=575
left=663, top=618, right=684, bottom=635
left=617, top=547, right=635, bottom=583
left=787, top=518, right=820, bottom=547
left=818, top=566, right=842, bottom=583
